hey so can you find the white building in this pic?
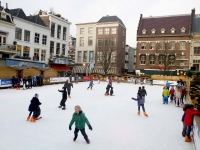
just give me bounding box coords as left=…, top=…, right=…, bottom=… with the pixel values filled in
left=9, top=8, right=50, bottom=64
left=75, top=22, right=96, bottom=64
left=125, top=45, right=136, bottom=74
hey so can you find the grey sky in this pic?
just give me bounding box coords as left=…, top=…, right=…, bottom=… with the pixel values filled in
left=2, top=0, right=200, bottom=47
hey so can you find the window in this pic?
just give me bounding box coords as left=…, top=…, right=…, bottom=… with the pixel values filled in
left=42, top=35, right=47, bottom=45
left=33, top=49, right=39, bottom=61
left=161, top=28, right=165, bottom=34
left=80, top=37, right=84, bottom=46
left=123, top=31, right=125, bottom=36
left=111, top=51, right=116, bottom=63
left=50, top=41, right=54, bottom=54
left=149, top=55, right=155, bottom=65
left=168, top=55, right=175, bottom=65
left=181, top=27, right=186, bottom=33
left=111, top=28, right=116, bottom=34
left=110, top=39, right=116, bottom=47
left=23, top=46, right=30, bottom=58
left=180, top=61, right=185, bottom=66
left=62, top=44, right=66, bottom=55
left=24, top=30, right=30, bottom=42
left=89, top=51, right=94, bottom=62
left=88, top=28, right=93, bottom=34
left=180, top=55, right=186, bottom=59
left=171, top=28, right=175, bottom=34
left=0, top=36, right=6, bottom=45
left=97, top=51, right=102, bottom=62
left=98, top=28, right=103, bottom=35
left=140, top=55, right=146, bottom=64
left=51, top=22, right=55, bottom=37
left=159, top=55, right=165, bottom=65
left=41, top=50, right=46, bottom=61
left=15, top=28, right=22, bottom=40
left=180, top=41, right=186, bottom=50
left=105, top=28, right=109, bottom=34
left=159, top=42, right=165, bottom=50
left=83, top=51, right=88, bottom=62
left=57, top=25, right=61, bottom=39
left=140, top=42, right=146, bottom=49
left=194, top=47, right=200, bottom=55
left=150, top=42, right=156, bottom=50
left=142, top=29, right=146, bottom=34
left=77, top=51, right=82, bottom=62
left=56, top=43, right=60, bottom=55
left=151, top=29, right=156, bottom=34
left=98, top=39, right=103, bottom=47
left=122, top=41, right=125, bottom=48
left=63, top=27, right=67, bottom=40
left=104, top=39, right=109, bottom=47
left=34, top=33, right=40, bottom=43
left=169, top=41, right=175, bottom=50
left=88, top=36, right=93, bottom=46
left=80, top=28, right=84, bottom=34
left=193, top=60, right=200, bottom=64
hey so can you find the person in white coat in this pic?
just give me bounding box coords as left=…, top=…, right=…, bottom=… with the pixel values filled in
left=174, top=86, right=182, bottom=107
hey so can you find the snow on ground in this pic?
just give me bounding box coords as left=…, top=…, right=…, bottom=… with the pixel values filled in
left=0, top=82, right=193, bottom=150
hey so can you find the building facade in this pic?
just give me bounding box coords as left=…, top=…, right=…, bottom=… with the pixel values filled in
left=125, top=45, right=136, bottom=74
left=136, top=12, right=193, bottom=75
left=68, top=35, right=76, bottom=63
left=190, top=12, right=200, bottom=71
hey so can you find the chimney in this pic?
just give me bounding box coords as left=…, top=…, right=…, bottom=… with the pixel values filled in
left=6, top=3, right=8, bottom=9
left=192, top=8, right=195, bottom=17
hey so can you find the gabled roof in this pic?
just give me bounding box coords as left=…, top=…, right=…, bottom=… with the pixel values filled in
left=27, top=15, right=47, bottom=27
left=0, top=7, right=12, bottom=23
left=138, top=14, right=191, bottom=36
left=9, top=8, right=28, bottom=20
left=98, top=15, right=125, bottom=27
left=193, top=16, right=200, bottom=33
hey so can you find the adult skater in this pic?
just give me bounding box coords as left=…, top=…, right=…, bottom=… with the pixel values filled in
left=64, top=80, right=73, bottom=98
left=138, top=87, right=142, bottom=94
left=27, top=93, right=42, bottom=122
left=11, top=76, right=16, bottom=89
left=175, top=86, right=182, bottom=107
left=162, top=86, right=169, bottom=104
left=22, top=77, right=27, bottom=90
left=149, top=78, right=153, bottom=86
left=16, top=77, right=21, bottom=90
left=33, top=75, right=37, bottom=87
left=131, top=93, right=148, bottom=117
left=58, top=87, right=67, bottom=110
left=87, top=80, right=94, bottom=90
left=141, top=86, right=147, bottom=103
left=69, top=105, right=92, bottom=144
left=105, top=83, right=112, bottom=96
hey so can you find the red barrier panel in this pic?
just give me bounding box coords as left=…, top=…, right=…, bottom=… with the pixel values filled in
left=83, top=76, right=91, bottom=80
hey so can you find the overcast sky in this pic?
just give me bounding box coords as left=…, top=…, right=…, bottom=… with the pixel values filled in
left=2, top=0, right=200, bottom=47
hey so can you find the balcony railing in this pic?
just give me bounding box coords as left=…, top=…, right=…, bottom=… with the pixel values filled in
left=0, top=44, right=16, bottom=51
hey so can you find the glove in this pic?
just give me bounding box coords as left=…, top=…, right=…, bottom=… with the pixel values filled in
left=88, top=125, right=93, bottom=130
left=69, top=126, right=72, bottom=130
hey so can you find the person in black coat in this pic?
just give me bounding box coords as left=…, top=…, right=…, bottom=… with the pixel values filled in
left=11, top=76, right=16, bottom=89
left=58, top=87, right=67, bottom=110
left=105, top=84, right=112, bottom=96
left=27, top=93, right=42, bottom=122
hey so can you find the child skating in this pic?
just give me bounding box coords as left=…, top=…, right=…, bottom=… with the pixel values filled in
left=58, top=87, right=67, bottom=110
left=87, top=80, right=94, bottom=90
left=162, top=86, right=169, bottom=104
left=69, top=105, right=92, bottom=144
left=169, top=86, right=175, bottom=103
left=110, top=87, right=114, bottom=96
left=64, top=80, right=73, bottom=98
left=131, top=93, right=148, bottom=117
left=27, top=93, right=42, bottom=122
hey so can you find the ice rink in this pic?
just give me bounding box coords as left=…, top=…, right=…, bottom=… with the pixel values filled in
left=0, top=82, right=193, bottom=150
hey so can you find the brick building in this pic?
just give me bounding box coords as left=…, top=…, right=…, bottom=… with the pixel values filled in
left=136, top=11, right=194, bottom=75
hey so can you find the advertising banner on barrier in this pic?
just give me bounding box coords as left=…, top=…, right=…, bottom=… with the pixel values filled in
left=49, top=77, right=75, bottom=83
left=0, top=79, right=12, bottom=87
left=83, top=76, right=91, bottom=80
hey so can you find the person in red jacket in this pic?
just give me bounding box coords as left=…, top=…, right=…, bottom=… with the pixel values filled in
left=169, top=86, right=175, bottom=103
left=184, top=105, right=200, bottom=142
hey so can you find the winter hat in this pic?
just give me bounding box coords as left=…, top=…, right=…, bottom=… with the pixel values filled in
left=35, top=93, right=39, bottom=98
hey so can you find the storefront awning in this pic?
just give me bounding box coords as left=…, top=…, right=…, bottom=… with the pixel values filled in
left=51, top=65, right=69, bottom=71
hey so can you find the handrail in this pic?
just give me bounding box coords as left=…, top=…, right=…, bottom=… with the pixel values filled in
left=0, top=44, right=16, bottom=51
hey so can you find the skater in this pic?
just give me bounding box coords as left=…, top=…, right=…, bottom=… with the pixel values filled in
left=97, top=75, right=100, bottom=84
left=141, top=86, right=147, bottom=103
left=184, top=104, right=200, bottom=142
left=16, top=77, right=21, bottom=90
left=110, top=87, right=114, bottom=96
left=27, top=93, right=42, bottom=122
left=181, top=104, right=191, bottom=137
left=162, top=86, right=169, bottom=104
left=138, top=87, right=142, bottom=94
left=169, top=86, right=175, bottom=103
left=64, top=80, right=73, bottom=98
left=58, top=87, right=67, bottom=110
left=140, top=78, right=144, bottom=85
left=131, top=93, right=148, bottom=117
left=33, top=75, right=37, bottom=87
left=175, top=86, right=182, bottom=107
left=11, top=76, right=16, bottom=89
left=22, top=77, right=27, bottom=90
left=69, top=105, right=92, bottom=144
left=166, top=81, right=173, bottom=90
left=105, top=83, right=112, bottom=96
left=69, top=75, right=72, bottom=83
left=87, top=80, right=94, bottom=90
left=108, top=77, right=112, bottom=85
left=149, top=78, right=153, bottom=86
left=117, top=77, right=120, bottom=83
left=181, top=87, right=187, bottom=104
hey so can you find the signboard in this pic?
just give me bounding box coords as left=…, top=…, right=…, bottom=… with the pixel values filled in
left=83, top=76, right=91, bottom=81
left=0, top=79, right=12, bottom=87
left=49, top=77, right=75, bottom=83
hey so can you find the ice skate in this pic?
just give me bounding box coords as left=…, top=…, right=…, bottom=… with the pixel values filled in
left=62, top=107, right=66, bottom=110
left=144, top=112, right=148, bottom=117
left=26, top=116, right=30, bottom=121
left=182, top=131, right=186, bottom=137
left=137, top=111, right=140, bottom=116
left=68, top=95, right=71, bottom=98
left=73, top=137, right=77, bottom=141
left=104, top=93, right=108, bottom=96
left=86, top=139, right=90, bottom=144
left=58, top=106, right=62, bottom=108
left=90, top=88, right=92, bottom=90
left=87, top=88, right=89, bottom=90
left=185, top=136, right=192, bottom=142
left=30, top=117, right=36, bottom=122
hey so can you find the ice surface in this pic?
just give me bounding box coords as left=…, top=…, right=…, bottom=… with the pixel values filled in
left=0, top=82, right=193, bottom=150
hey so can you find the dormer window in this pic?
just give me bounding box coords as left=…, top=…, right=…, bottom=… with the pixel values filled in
left=1, top=12, right=6, bottom=19
left=171, top=28, right=175, bottom=34
left=181, top=27, right=186, bottom=33
left=161, top=28, right=165, bottom=34
left=142, top=29, right=146, bottom=34
left=151, top=28, right=156, bottom=34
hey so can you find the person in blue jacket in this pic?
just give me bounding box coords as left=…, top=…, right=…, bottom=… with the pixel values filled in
left=166, top=81, right=173, bottom=90
left=87, top=80, right=94, bottom=90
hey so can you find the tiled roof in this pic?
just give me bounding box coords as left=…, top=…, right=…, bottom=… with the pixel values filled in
left=98, top=16, right=125, bottom=27
left=138, top=15, right=191, bottom=36
left=9, top=8, right=28, bottom=20
left=27, top=15, right=47, bottom=27
left=193, top=16, right=200, bottom=33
